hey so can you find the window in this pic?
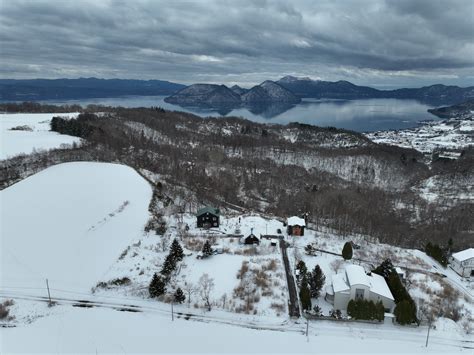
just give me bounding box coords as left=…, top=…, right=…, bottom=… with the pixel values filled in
left=355, top=288, right=365, bottom=300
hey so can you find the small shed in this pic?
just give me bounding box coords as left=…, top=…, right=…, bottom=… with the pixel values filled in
left=196, top=206, right=220, bottom=229
left=243, top=233, right=260, bottom=245
left=450, top=248, right=474, bottom=277
left=286, top=216, right=306, bottom=236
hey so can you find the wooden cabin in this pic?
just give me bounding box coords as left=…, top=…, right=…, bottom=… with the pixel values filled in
left=196, top=206, right=220, bottom=228
left=286, top=216, right=306, bottom=236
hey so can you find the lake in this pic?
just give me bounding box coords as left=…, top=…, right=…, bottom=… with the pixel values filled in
left=19, top=96, right=441, bottom=132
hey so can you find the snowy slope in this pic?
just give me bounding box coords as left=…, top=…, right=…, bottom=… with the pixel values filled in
left=0, top=162, right=152, bottom=293
left=0, top=113, right=81, bottom=160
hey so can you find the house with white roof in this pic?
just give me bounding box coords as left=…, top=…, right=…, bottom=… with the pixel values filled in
left=450, top=248, right=474, bottom=277
left=325, top=265, right=395, bottom=312
left=286, top=216, right=305, bottom=236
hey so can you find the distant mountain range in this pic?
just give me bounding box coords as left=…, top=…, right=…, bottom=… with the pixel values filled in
left=277, top=76, right=474, bottom=104
left=1, top=76, right=473, bottom=107
left=0, top=78, right=186, bottom=101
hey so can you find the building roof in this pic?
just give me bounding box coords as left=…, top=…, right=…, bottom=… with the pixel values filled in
left=332, top=273, right=350, bottom=293
left=452, top=248, right=474, bottom=262
left=287, top=216, right=306, bottom=227
left=345, top=265, right=370, bottom=287
left=368, top=273, right=395, bottom=300
left=196, top=206, right=220, bottom=217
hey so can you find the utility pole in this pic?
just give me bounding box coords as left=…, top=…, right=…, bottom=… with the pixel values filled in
left=425, top=319, right=431, bottom=347
left=171, top=301, right=174, bottom=322
left=306, top=317, right=309, bottom=341
left=46, top=279, right=52, bottom=307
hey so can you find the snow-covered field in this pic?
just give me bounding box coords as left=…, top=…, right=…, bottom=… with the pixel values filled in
left=0, top=113, right=81, bottom=160
left=1, top=162, right=152, bottom=294
left=2, top=302, right=468, bottom=354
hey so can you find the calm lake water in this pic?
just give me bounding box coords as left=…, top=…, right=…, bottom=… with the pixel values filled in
left=26, top=96, right=440, bottom=132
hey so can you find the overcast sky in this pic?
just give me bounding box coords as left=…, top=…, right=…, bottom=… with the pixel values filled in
left=1, top=0, right=473, bottom=88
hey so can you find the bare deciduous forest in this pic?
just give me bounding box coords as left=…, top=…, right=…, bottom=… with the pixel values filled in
left=1, top=103, right=472, bottom=250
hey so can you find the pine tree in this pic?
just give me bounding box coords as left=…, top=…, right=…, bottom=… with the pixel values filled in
left=170, top=238, right=184, bottom=262
left=299, top=275, right=312, bottom=311
left=202, top=240, right=213, bottom=257
left=149, top=273, right=166, bottom=298
left=161, top=254, right=177, bottom=276
left=342, top=242, right=353, bottom=260
left=174, top=287, right=186, bottom=304
left=372, top=259, right=394, bottom=278
left=296, top=260, right=308, bottom=275
left=309, top=265, right=326, bottom=298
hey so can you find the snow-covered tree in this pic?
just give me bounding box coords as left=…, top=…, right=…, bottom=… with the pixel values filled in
left=170, top=238, right=184, bottom=261
left=309, top=264, right=326, bottom=298
left=202, top=240, right=213, bottom=257
left=149, top=273, right=166, bottom=298
left=174, top=287, right=186, bottom=304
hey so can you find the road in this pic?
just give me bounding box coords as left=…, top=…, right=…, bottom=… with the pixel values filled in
left=279, top=238, right=300, bottom=318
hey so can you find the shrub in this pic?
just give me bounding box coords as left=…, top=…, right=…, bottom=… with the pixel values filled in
left=0, top=299, right=14, bottom=320
left=342, top=242, right=353, bottom=260
left=299, top=276, right=312, bottom=311
left=347, top=299, right=384, bottom=321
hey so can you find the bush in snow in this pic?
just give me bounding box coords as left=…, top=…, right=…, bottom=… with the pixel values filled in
left=174, top=288, right=186, bottom=304
left=0, top=299, right=14, bottom=320
left=149, top=273, right=167, bottom=298
left=202, top=240, right=213, bottom=257
left=425, top=242, right=448, bottom=267
left=347, top=299, right=384, bottom=321
left=342, top=242, right=353, bottom=260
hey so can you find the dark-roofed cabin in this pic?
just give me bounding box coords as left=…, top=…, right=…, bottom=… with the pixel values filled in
left=196, top=207, right=220, bottom=228
left=243, top=234, right=260, bottom=245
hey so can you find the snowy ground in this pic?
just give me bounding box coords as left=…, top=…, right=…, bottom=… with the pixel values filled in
left=0, top=112, right=81, bottom=160
left=366, top=117, right=473, bottom=157
left=1, top=162, right=152, bottom=295
left=1, top=162, right=472, bottom=353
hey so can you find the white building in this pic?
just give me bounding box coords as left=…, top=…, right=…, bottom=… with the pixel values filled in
left=450, top=248, right=474, bottom=278
left=325, top=265, right=395, bottom=312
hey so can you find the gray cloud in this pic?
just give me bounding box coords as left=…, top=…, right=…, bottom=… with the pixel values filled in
left=1, top=0, right=473, bottom=87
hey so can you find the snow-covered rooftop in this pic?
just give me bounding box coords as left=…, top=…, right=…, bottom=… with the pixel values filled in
left=332, top=273, right=350, bottom=293
left=368, top=272, right=395, bottom=300
left=287, top=216, right=306, bottom=226
left=452, top=248, right=474, bottom=262
left=345, top=265, right=370, bottom=287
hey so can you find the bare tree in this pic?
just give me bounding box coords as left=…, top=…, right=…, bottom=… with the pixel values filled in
left=199, top=273, right=215, bottom=311
left=183, top=281, right=197, bottom=308
left=330, top=259, right=344, bottom=274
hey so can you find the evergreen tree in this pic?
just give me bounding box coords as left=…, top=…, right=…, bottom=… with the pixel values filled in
left=296, top=260, right=308, bottom=276
left=299, top=275, right=312, bottom=311
left=149, top=273, right=166, bottom=298
left=376, top=301, right=385, bottom=321
left=202, top=240, right=213, bottom=257
left=170, top=238, right=184, bottom=262
left=372, top=259, right=394, bottom=278
left=342, top=242, right=353, bottom=260
left=174, top=287, right=186, bottom=304
left=394, top=299, right=417, bottom=325
left=309, top=265, right=326, bottom=298
left=161, top=254, right=177, bottom=276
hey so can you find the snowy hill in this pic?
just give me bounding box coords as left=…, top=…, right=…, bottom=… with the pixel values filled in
left=0, top=162, right=152, bottom=293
